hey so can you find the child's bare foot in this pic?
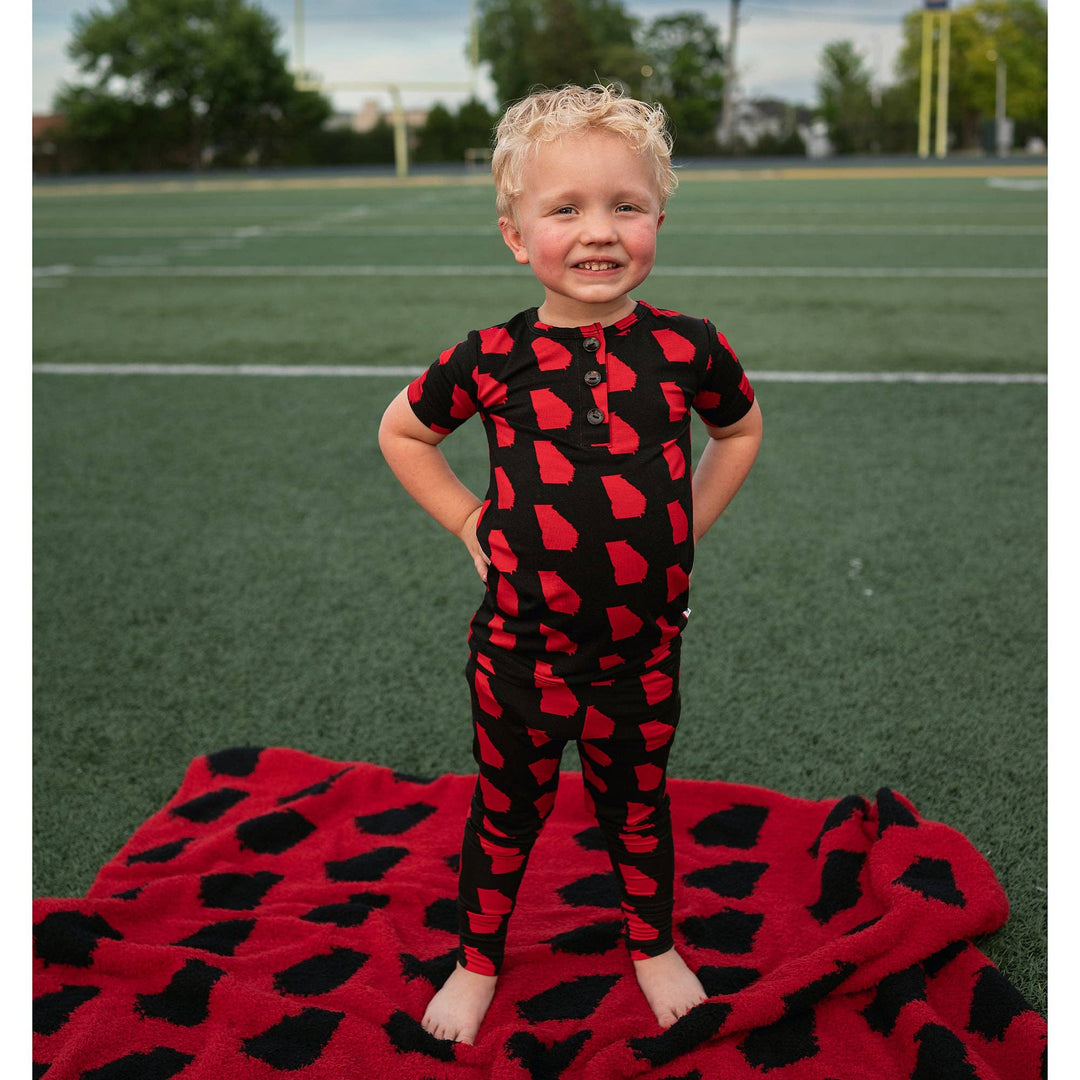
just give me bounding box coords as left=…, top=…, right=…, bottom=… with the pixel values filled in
left=421, top=963, right=498, bottom=1045
left=633, top=948, right=708, bottom=1029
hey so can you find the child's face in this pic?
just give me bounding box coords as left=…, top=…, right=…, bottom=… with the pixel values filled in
left=499, top=130, right=665, bottom=327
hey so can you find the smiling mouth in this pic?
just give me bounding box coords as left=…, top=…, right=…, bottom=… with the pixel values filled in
left=575, top=260, right=620, bottom=271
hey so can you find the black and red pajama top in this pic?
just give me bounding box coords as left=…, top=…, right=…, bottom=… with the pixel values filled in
left=407, top=300, right=755, bottom=687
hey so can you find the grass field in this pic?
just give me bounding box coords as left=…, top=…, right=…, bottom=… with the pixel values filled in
left=33, top=166, right=1047, bottom=1013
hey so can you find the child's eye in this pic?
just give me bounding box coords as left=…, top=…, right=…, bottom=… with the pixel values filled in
left=616, top=204, right=640, bottom=213
left=554, top=206, right=576, bottom=215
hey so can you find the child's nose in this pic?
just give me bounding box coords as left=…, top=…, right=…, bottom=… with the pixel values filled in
left=579, top=212, right=619, bottom=244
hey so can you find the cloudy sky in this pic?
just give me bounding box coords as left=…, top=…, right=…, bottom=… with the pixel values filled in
left=33, top=0, right=927, bottom=115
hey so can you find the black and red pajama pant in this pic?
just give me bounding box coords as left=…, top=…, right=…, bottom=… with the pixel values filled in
left=457, top=648, right=682, bottom=975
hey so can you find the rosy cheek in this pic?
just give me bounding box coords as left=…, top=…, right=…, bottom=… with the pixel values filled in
left=627, top=229, right=657, bottom=258
left=534, top=236, right=569, bottom=265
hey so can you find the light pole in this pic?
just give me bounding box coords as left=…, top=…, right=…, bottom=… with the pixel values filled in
left=719, top=0, right=741, bottom=148
left=295, top=0, right=305, bottom=78
left=987, top=49, right=1010, bottom=157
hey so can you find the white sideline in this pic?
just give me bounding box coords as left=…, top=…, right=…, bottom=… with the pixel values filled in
left=33, top=223, right=1047, bottom=238
left=32, top=264, right=1047, bottom=280
left=31, top=364, right=1047, bottom=385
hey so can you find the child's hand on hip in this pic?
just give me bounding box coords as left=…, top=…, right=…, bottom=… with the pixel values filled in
left=460, top=506, right=491, bottom=583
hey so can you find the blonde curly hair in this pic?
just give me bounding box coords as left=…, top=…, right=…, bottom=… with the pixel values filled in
left=491, top=84, right=678, bottom=220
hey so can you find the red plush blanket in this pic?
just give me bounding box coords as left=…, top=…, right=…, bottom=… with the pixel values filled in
left=33, top=748, right=1046, bottom=1079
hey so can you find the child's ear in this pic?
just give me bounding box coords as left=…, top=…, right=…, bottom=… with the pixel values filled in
left=656, top=209, right=666, bottom=232
left=499, top=216, right=530, bottom=264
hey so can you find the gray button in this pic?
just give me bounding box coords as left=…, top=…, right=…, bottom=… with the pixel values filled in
left=583, top=337, right=600, bottom=352
left=586, top=408, right=605, bottom=425
left=584, top=370, right=602, bottom=387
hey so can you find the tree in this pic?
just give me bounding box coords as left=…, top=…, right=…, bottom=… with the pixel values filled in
left=528, top=0, right=599, bottom=92
left=55, top=0, right=331, bottom=169
left=415, top=103, right=459, bottom=163
left=457, top=98, right=500, bottom=150
left=474, top=0, right=726, bottom=154
left=414, top=99, right=498, bottom=163
left=293, top=120, right=396, bottom=167
left=815, top=40, right=876, bottom=154
left=51, top=86, right=192, bottom=171
left=895, top=0, right=1047, bottom=150
left=476, top=0, right=643, bottom=105
left=643, top=12, right=726, bottom=156
left=476, top=0, right=539, bottom=104
left=578, top=0, right=649, bottom=94
left=876, top=81, right=920, bottom=154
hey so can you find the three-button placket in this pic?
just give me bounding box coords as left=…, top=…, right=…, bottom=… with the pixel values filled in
left=581, top=333, right=609, bottom=439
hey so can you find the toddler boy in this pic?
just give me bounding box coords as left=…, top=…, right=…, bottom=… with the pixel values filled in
left=379, top=84, right=762, bottom=1045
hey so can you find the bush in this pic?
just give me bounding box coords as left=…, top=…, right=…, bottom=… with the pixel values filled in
left=414, top=99, right=498, bottom=164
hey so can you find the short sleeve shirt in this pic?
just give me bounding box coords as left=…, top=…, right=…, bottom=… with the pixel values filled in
left=407, top=300, right=755, bottom=685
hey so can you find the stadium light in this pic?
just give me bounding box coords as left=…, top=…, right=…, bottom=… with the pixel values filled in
left=718, top=0, right=741, bottom=148
left=917, top=0, right=952, bottom=159
left=291, top=0, right=480, bottom=178
left=986, top=49, right=1010, bottom=157
left=294, top=0, right=305, bottom=81
left=996, top=56, right=1008, bottom=156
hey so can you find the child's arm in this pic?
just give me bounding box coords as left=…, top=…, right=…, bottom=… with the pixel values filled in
left=378, top=388, right=491, bottom=582
left=692, top=399, right=763, bottom=544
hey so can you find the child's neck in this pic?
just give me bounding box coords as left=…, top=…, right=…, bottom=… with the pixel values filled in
left=537, top=295, right=637, bottom=329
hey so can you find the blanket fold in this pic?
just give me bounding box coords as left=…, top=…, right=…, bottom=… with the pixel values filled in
left=33, top=747, right=1046, bottom=1079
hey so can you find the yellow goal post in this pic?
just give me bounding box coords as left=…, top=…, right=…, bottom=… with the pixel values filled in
left=291, top=0, right=481, bottom=178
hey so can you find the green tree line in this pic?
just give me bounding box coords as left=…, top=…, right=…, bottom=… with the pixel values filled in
left=35, top=0, right=1046, bottom=174
left=818, top=0, right=1046, bottom=155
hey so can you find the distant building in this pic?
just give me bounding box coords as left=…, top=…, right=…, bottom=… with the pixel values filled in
left=799, top=119, right=833, bottom=159
left=732, top=98, right=803, bottom=143
left=730, top=97, right=820, bottom=156
left=33, top=114, right=68, bottom=174
left=33, top=114, right=66, bottom=141
left=347, top=98, right=429, bottom=134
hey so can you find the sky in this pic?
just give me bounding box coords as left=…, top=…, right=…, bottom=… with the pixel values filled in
left=32, top=0, right=919, bottom=116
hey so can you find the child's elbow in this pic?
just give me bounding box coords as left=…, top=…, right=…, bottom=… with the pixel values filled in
left=735, top=398, right=763, bottom=443
left=377, top=396, right=403, bottom=458
left=747, top=398, right=763, bottom=437
left=378, top=389, right=437, bottom=461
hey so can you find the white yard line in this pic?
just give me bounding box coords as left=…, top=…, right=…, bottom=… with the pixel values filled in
left=748, top=370, right=1046, bottom=384
left=664, top=224, right=1046, bottom=236
left=32, top=363, right=1047, bottom=385
left=32, top=264, right=1047, bottom=280
left=33, top=223, right=1046, bottom=238
left=655, top=266, right=1046, bottom=278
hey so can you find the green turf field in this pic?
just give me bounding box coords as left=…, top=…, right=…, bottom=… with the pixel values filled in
left=33, top=169, right=1047, bottom=1013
